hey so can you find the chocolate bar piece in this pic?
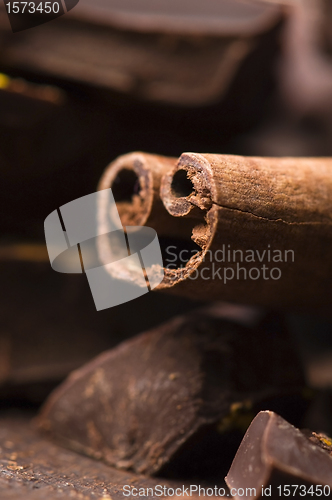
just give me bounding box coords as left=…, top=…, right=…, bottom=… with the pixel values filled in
left=226, top=411, right=332, bottom=499
left=0, top=1, right=283, bottom=107
left=38, top=313, right=305, bottom=477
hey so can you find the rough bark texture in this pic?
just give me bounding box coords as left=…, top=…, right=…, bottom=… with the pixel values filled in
left=98, top=152, right=332, bottom=309
left=38, top=312, right=306, bottom=478
left=158, top=153, right=332, bottom=309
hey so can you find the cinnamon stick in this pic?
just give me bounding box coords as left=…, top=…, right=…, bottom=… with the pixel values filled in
left=98, top=152, right=175, bottom=231
left=159, top=153, right=332, bottom=309
left=98, top=152, right=195, bottom=241
left=99, top=152, right=332, bottom=309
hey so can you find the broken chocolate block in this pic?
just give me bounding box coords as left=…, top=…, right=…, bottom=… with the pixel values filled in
left=38, top=313, right=306, bottom=477
left=226, top=411, right=332, bottom=499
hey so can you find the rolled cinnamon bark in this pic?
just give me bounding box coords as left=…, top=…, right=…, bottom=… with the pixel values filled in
left=159, top=153, right=332, bottom=308
left=98, top=152, right=193, bottom=240
left=98, top=152, right=172, bottom=228
left=97, top=151, right=200, bottom=277
left=97, top=152, right=332, bottom=308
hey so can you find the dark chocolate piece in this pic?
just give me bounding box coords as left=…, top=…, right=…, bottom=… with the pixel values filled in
left=226, top=411, right=332, bottom=499
left=0, top=1, right=283, bottom=107
left=38, top=313, right=305, bottom=477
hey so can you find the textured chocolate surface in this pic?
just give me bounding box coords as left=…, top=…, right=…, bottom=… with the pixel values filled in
left=38, top=313, right=305, bottom=477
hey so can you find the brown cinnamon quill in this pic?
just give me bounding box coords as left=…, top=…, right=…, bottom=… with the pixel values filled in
left=99, top=152, right=332, bottom=309
left=98, top=152, right=194, bottom=241
left=98, top=152, right=175, bottom=231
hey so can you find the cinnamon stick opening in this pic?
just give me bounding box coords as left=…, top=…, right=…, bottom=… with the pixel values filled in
left=112, top=168, right=141, bottom=204
left=171, top=169, right=194, bottom=198
left=160, top=154, right=216, bottom=287
left=98, top=153, right=203, bottom=269
left=98, top=152, right=154, bottom=228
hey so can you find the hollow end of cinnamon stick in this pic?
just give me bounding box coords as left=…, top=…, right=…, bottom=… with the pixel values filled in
left=159, top=152, right=332, bottom=308
left=98, top=152, right=194, bottom=238
left=98, top=152, right=161, bottom=228
left=98, top=152, right=205, bottom=279
left=160, top=153, right=218, bottom=288
left=98, top=151, right=332, bottom=308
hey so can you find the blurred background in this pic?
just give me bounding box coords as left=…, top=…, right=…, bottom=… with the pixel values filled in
left=0, top=0, right=331, bottom=424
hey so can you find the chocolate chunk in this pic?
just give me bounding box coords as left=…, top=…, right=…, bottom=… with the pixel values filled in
left=38, top=313, right=305, bottom=477
left=226, top=411, right=332, bottom=499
